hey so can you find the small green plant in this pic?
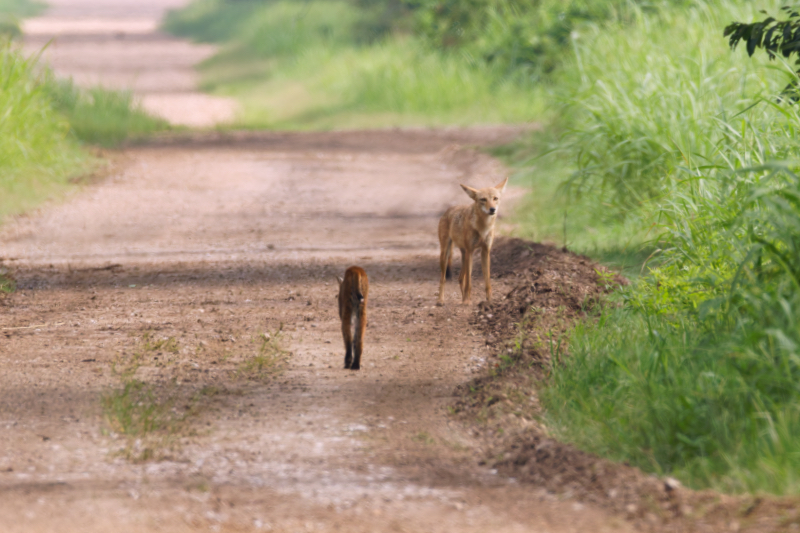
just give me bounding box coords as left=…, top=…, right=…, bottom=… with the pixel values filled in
left=102, top=336, right=199, bottom=461
left=594, top=267, right=616, bottom=291
left=236, top=327, right=288, bottom=380
left=141, top=332, right=180, bottom=354
left=0, top=268, right=15, bottom=294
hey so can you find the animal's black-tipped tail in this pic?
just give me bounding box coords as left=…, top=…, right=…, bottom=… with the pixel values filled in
left=445, top=266, right=452, bottom=280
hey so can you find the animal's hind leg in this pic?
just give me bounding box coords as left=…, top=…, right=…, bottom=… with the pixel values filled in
left=341, top=307, right=353, bottom=369
left=437, top=238, right=452, bottom=306
left=351, top=304, right=366, bottom=370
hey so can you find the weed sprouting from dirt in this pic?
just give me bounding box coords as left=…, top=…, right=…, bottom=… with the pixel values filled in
left=412, top=431, right=436, bottom=445
left=102, top=334, right=203, bottom=461
left=0, top=266, right=15, bottom=295
left=141, top=332, right=179, bottom=354
left=236, top=326, right=288, bottom=381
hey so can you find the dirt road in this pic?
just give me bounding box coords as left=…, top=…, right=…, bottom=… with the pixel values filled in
left=22, top=0, right=237, bottom=127
left=2, top=0, right=639, bottom=530
left=0, top=128, right=635, bottom=532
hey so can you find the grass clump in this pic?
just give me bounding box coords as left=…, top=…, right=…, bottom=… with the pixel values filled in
left=102, top=335, right=198, bottom=461
left=236, top=328, right=288, bottom=381
left=0, top=267, right=15, bottom=295
left=45, top=77, right=170, bottom=147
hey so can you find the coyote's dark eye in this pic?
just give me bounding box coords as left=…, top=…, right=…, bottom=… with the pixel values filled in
left=493, top=197, right=498, bottom=201
left=480, top=198, right=487, bottom=202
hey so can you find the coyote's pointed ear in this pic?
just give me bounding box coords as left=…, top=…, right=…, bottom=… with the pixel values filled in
left=336, top=276, right=343, bottom=287
left=460, top=184, right=479, bottom=200
left=495, top=176, right=509, bottom=193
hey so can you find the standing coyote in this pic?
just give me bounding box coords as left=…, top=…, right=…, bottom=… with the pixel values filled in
left=437, top=177, right=508, bottom=306
left=337, top=266, right=369, bottom=370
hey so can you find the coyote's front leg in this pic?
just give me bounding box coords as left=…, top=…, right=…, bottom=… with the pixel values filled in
left=481, top=244, right=492, bottom=302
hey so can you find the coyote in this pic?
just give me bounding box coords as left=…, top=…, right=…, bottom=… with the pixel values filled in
left=437, top=177, right=508, bottom=306
left=337, top=266, right=369, bottom=370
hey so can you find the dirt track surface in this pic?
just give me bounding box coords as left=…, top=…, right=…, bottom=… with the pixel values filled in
left=22, top=0, right=237, bottom=127
left=0, top=129, right=636, bottom=532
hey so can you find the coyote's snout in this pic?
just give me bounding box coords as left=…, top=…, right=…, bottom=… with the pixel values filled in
left=437, top=177, right=508, bottom=306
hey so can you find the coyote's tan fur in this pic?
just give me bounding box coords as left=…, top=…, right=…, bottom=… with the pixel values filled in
left=337, top=266, right=369, bottom=370
left=437, top=177, right=508, bottom=306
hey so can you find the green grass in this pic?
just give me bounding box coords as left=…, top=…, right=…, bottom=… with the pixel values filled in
left=165, top=0, right=546, bottom=129
left=211, top=39, right=549, bottom=129
left=45, top=77, right=170, bottom=147
left=530, top=0, right=800, bottom=495
left=0, top=0, right=44, bottom=17
left=236, top=329, right=288, bottom=381
left=0, top=42, right=168, bottom=222
left=0, top=44, right=88, bottom=219
left=0, top=0, right=45, bottom=38
left=0, top=267, right=15, bottom=294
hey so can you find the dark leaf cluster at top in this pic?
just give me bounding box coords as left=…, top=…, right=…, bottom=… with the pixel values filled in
left=725, top=6, right=800, bottom=99
left=725, top=6, right=800, bottom=65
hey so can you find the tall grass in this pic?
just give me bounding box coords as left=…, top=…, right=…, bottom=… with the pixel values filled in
left=0, top=45, right=86, bottom=218
left=0, top=43, right=168, bottom=220
left=535, top=0, right=800, bottom=494
left=45, top=77, right=170, bottom=147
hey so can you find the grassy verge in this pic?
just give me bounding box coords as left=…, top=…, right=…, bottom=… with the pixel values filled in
left=164, top=0, right=547, bottom=129
left=517, top=0, right=800, bottom=495
left=0, top=45, right=87, bottom=220
left=46, top=77, right=170, bottom=147
left=0, top=42, right=168, bottom=223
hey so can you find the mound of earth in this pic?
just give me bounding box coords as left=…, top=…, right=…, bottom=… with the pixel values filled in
left=454, top=237, right=800, bottom=533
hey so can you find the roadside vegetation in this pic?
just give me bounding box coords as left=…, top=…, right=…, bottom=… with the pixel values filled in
left=0, top=0, right=43, bottom=38
left=163, top=0, right=550, bottom=128
left=0, top=4, right=168, bottom=223
left=528, top=0, right=800, bottom=496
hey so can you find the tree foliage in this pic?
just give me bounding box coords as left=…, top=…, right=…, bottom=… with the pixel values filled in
left=725, top=6, right=800, bottom=97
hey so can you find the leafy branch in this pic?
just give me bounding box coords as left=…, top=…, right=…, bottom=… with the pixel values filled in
left=724, top=6, right=800, bottom=99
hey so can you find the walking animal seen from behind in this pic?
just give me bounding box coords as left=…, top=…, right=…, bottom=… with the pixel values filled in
left=437, top=177, right=509, bottom=306
left=337, top=266, right=369, bottom=370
